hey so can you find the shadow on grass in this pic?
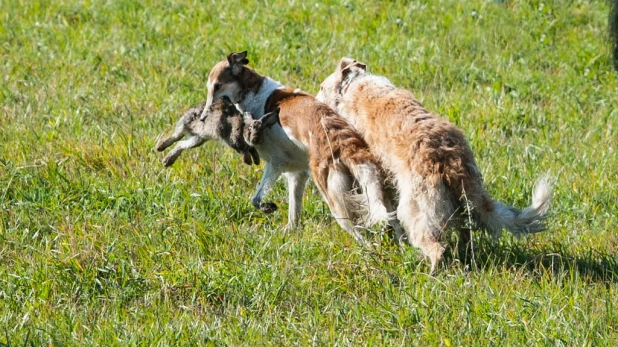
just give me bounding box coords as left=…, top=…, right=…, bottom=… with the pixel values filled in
left=444, top=235, right=618, bottom=283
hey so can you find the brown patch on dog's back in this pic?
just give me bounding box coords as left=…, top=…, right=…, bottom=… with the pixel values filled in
left=265, top=90, right=379, bottom=196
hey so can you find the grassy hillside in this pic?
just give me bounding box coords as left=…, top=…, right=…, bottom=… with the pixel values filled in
left=1, top=0, right=617, bottom=345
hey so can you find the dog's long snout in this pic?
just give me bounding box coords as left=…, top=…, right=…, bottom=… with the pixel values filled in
left=199, top=105, right=210, bottom=122
left=199, top=95, right=214, bottom=121
left=200, top=96, right=231, bottom=121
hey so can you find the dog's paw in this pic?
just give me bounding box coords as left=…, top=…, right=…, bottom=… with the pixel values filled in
left=259, top=202, right=278, bottom=214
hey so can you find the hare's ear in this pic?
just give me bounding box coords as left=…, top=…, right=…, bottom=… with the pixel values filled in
left=338, top=57, right=357, bottom=72
left=260, top=108, right=280, bottom=128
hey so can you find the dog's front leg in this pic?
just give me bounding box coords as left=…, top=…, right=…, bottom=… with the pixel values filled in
left=283, top=170, right=310, bottom=231
left=251, top=161, right=281, bottom=214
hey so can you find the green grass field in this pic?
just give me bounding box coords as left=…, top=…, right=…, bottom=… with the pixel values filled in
left=1, top=0, right=617, bottom=345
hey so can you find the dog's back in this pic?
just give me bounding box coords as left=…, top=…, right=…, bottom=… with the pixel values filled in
left=346, top=82, right=479, bottom=192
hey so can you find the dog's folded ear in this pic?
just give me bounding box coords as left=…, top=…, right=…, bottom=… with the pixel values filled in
left=260, top=107, right=280, bottom=128
left=228, top=51, right=250, bottom=75
left=341, top=60, right=367, bottom=79
left=338, top=57, right=358, bottom=72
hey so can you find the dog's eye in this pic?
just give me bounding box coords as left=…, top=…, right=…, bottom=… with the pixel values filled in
left=213, top=83, right=221, bottom=92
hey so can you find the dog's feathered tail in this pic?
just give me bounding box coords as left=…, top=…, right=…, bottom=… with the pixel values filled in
left=345, top=162, right=397, bottom=227
left=317, top=115, right=396, bottom=230
left=471, top=175, right=553, bottom=238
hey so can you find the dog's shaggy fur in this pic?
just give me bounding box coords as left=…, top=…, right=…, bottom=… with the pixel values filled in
left=317, top=58, right=553, bottom=272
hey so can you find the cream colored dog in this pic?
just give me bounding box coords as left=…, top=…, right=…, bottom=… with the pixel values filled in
left=317, top=58, right=553, bottom=271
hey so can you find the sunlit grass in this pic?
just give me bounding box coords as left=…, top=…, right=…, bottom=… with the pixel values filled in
left=1, top=0, right=617, bottom=345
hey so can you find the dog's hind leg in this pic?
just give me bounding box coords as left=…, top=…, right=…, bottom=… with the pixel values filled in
left=161, top=135, right=205, bottom=167
left=349, top=163, right=393, bottom=226
left=397, top=178, right=453, bottom=273
left=283, top=170, right=310, bottom=231
left=328, top=197, right=366, bottom=244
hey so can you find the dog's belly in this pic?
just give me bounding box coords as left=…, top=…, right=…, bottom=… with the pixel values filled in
left=254, top=126, right=309, bottom=172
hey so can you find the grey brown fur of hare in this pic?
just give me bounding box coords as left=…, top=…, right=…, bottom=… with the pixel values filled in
left=156, top=98, right=260, bottom=167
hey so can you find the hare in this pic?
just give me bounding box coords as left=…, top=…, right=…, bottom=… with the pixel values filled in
left=156, top=97, right=260, bottom=167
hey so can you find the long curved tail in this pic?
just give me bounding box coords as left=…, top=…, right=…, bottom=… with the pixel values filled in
left=474, top=176, right=553, bottom=238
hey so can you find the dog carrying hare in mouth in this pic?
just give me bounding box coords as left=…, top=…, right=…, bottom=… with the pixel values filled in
left=317, top=58, right=553, bottom=272
left=201, top=51, right=404, bottom=241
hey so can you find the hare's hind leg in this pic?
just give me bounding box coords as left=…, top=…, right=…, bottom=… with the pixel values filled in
left=161, top=136, right=205, bottom=167
left=156, top=122, right=186, bottom=152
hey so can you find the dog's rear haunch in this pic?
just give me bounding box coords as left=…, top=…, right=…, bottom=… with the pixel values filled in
left=156, top=98, right=260, bottom=167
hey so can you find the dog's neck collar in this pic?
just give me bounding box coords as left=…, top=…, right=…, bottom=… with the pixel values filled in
left=239, top=77, right=283, bottom=118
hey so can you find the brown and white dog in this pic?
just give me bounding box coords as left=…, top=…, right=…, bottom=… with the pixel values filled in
left=200, top=51, right=403, bottom=242
left=317, top=58, right=553, bottom=271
